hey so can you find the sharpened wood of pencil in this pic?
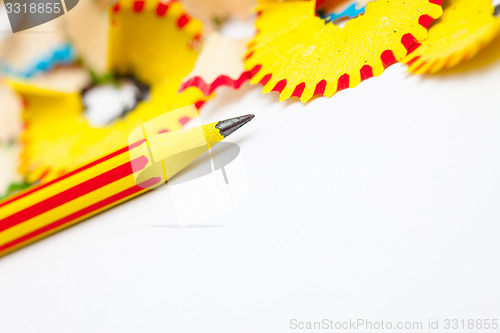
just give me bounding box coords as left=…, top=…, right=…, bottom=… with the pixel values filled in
left=0, top=114, right=254, bottom=258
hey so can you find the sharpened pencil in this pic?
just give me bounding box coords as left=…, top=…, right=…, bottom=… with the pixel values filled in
left=0, top=114, right=254, bottom=257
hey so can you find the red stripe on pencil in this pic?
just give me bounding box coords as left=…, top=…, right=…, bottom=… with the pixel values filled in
left=0, top=155, right=149, bottom=232
left=0, top=177, right=162, bottom=256
left=0, top=140, right=146, bottom=209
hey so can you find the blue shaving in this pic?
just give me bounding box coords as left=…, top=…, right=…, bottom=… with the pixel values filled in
left=0, top=43, right=76, bottom=78
left=324, top=3, right=367, bottom=23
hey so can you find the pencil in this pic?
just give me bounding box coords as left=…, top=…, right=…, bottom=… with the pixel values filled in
left=0, top=114, right=254, bottom=258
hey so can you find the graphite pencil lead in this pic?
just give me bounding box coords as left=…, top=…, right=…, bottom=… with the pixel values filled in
left=215, top=114, right=255, bottom=138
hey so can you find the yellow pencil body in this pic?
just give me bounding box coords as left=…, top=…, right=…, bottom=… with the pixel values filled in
left=0, top=117, right=244, bottom=257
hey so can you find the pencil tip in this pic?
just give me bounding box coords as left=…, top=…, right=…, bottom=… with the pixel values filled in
left=216, top=114, right=255, bottom=137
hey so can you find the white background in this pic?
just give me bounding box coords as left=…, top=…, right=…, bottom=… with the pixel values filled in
left=1, top=35, right=500, bottom=332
